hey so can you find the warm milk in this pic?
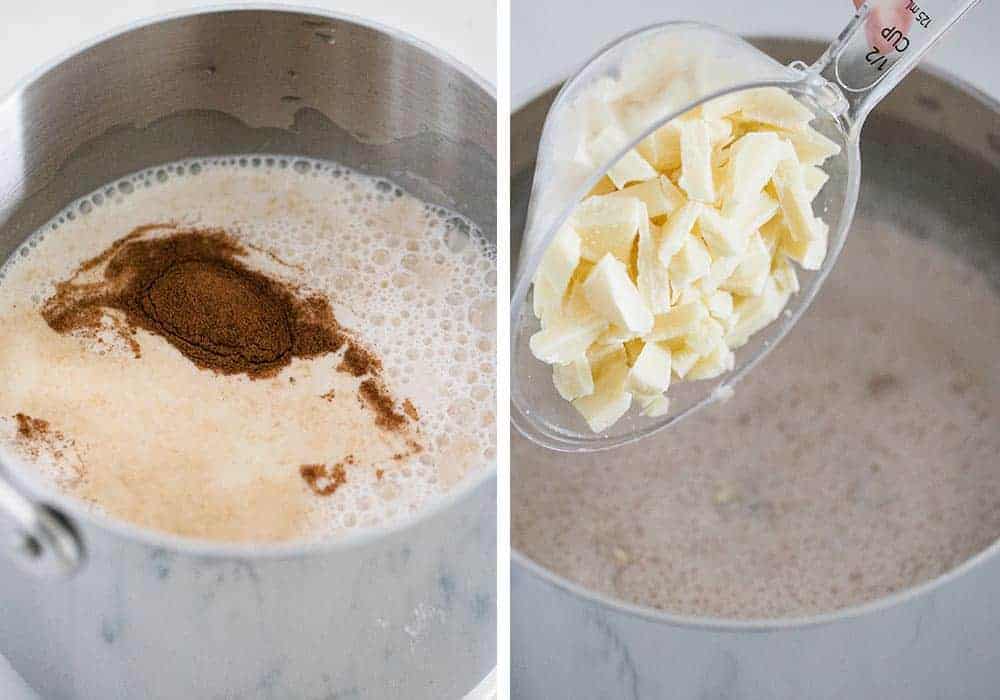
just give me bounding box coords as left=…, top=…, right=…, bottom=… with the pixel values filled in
left=0, top=156, right=496, bottom=543
left=514, top=222, right=1000, bottom=618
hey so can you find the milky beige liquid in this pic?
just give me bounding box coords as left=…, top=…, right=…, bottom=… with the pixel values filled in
left=513, top=222, right=1000, bottom=618
left=0, top=157, right=496, bottom=543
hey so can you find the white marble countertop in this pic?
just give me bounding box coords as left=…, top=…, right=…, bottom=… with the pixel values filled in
left=0, top=2, right=493, bottom=698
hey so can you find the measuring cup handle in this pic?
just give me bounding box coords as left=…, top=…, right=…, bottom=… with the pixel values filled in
left=808, top=0, right=981, bottom=129
left=0, top=474, right=83, bottom=578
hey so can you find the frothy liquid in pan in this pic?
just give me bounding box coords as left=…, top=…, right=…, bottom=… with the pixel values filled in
left=0, top=156, right=496, bottom=543
left=514, top=223, right=1000, bottom=618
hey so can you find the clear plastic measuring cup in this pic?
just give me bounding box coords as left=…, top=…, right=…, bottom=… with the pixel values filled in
left=511, top=0, right=980, bottom=452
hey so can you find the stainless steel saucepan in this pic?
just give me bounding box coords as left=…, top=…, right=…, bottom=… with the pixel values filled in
left=512, top=38, right=1000, bottom=699
left=0, top=7, right=496, bottom=698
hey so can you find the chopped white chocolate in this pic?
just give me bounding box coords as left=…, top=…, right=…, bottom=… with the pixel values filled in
left=605, top=176, right=684, bottom=219
left=648, top=301, right=708, bottom=342
left=532, top=277, right=559, bottom=322
left=668, top=234, right=712, bottom=291
left=587, top=176, right=618, bottom=197
left=582, top=253, right=654, bottom=335
left=636, top=216, right=671, bottom=314
left=596, top=324, right=640, bottom=346
left=705, top=290, right=734, bottom=327
left=687, top=343, right=735, bottom=381
left=636, top=122, right=682, bottom=172
left=590, top=124, right=658, bottom=188
left=729, top=87, right=814, bottom=129
left=670, top=345, right=701, bottom=380
left=573, top=195, right=645, bottom=263
left=677, top=120, right=715, bottom=203
left=535, top=223, right=581, bottom=302
left=731, top=190, right=780, bottom=232
left=721, top=231, right=771, bottom=297
left=572, top=349, right=632, bottom=432
left=529, top=80, right=833, bottom=432
left=721, top=132, right=786, bottom=208
left=698, top=256, right=741, bottom=296
left=781, top=125, right=841, bottom=166
left=726, top=274, right=793, bottom=349
left=772, top=153, right=826, bottom=270
left=802, top=165, right=830, bottom=201
left=636, top=392, right=671, bottom=417
left=658, top=202, right=702, bottom=266
left=697, top=207, right=747, bottom=258
left=782, top=219, right=829, bottom=271
left=529, top=311, right=607, bottom=365
left=553, top=355, right=595, bottom=401
left=685, top=317, right=725, bottom=356
left=629, top=342, right=672, bottom=395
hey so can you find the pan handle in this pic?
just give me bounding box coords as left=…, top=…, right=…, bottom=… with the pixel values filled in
left=0, top=475, right=83, bottom=578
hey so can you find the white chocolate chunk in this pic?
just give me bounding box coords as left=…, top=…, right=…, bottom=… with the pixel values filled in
left=705, top=290, right=734, bottom=326
left=782, top=218, right=829, bottom=271
left=687, top=344, right=736, bottom=381
left=729, top=190, right=780, bottom=232
left=605, top=176, right=684, bottom=219
left=572, top=350, right=632, bottom=432
left=670, top=345, right=701, bottom=379
left=573, top=195, right=644, bottom=263
left=596, top=324, right=640, bottom=346
left=529, top=313, right=607, bottom=365
left=721, top=231, right=771, bottom=297
left=582, top=253, right=654, bottom=335
left=677, top=120, right=715, bottom=203
left=636, top=122, right=681, bottom=172
left=532, top=277, right=559, bottom=322
left=636, top=217, right=671, bottom=314
left=573, top=387, right=632, bottom=432
left=730, top=87, right=814, bottom=129
left=772, top=255, right=801, bottom=295
left=590, top=124, right=658, bottom=188
left=708, top=118, right=735, bottom=149
left=772, top=152, right=825, bottom=270
left=658, top=202, right=702, bottom=266
left=726, top=275, right=792, bottom=349
left=697, top=256, right=741, bottom=296
left=802, top=165, right=830, bottom=201
left=697, top=207, right=748, bottom=258
left=685, top=317, right=725, bottom=356
left=722, top=132, right=785, bottom=207
left=553, top=355, right=595, bottom=401
left=534, top=222, right=580, bottom=301
left=587, top=341, right=626, bottom=368
left=668, top=234, right=711, bottom=290
left=781, top=125, right=841, bottom=166
left=531, top=79, right=832, bottom=433
left=701, top=93, right=741, bottom=121
left=588, top=176, right=617, bottom=197
left=647, top=301, right=709, bottom=342
left=637, top=392, right=671, bottom=417
left=628, top=342, right=672, bottom=395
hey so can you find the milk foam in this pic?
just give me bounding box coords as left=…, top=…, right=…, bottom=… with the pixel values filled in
left=514, top=222, right=1000, bottom=618
left=0, top=156, right=496, bottom=543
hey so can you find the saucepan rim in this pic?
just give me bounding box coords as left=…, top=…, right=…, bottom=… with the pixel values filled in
left=511, top=45, right=1000, bottom=632
left=0, top=3, right=498, bottom=560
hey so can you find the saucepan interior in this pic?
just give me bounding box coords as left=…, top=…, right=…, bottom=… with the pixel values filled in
left=0, top=6, right=496, bottom=556
left=511, top=37, right=1000, bottom=630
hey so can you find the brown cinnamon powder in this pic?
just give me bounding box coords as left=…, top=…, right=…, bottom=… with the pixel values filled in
left=40, top=225, right=416, bottom=434
left=36, top=224, right=424, bottom=502
left=300, top=456, right=351, bottom=496
left=14, top=413, right=49, bottom=440
left=42, top=226, right=356, bottom=378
